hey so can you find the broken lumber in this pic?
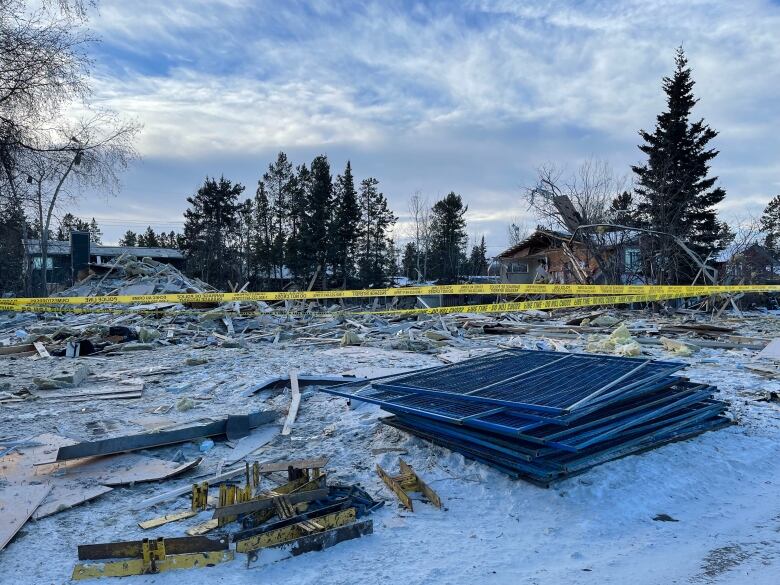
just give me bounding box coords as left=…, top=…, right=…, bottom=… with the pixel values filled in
left=53, top=411, right=276, bottom=462
left=281, top=370, right=300, bottom=436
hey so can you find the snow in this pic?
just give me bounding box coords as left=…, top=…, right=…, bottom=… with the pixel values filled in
left=1, top=313, right=780, bottom=584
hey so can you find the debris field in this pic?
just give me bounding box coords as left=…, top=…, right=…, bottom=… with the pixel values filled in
left=1, top=265, right=780, bottom=584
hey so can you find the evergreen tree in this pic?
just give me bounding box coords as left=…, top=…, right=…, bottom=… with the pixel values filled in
left=285, top=163, right=310, bottom=281
left=429, top=192, right=468, bottom=283
left=140, top=226, right=159, bottom=247
left=88, top=218, right=102, bottom=244
left=182, top=176, right=244, bottom=288
left=401, top=242, right=418, bottom=280
left=299, top=155, right=332, bottom=285
left=609, top=191, right=639, bottom=226
left=235, top=198, right=253, bottom=285
left=55, top=213, right=90, bottom=240
left=263, top=152, right=293, bottom=280
left=0, top=192, right=27, bottom=293
left=118, top=230, right=137, bottom=246
left=251, top=180, right=275, bottom=283
left=357, top=177, right=396, bottom=286
left=760, top=195, right=780, bottom=251
left=468, top=235, right=488, bottom=276
left=387, top=237, right=400, bottom=282
left=329, top=161, right=362, bottom=288
left=632, top=47, right=729, bottom=283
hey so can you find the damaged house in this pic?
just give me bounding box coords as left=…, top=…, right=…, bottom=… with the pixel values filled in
left=496, top=229, right=643, bottom=285
left=22, top=231, right=186, bottom=293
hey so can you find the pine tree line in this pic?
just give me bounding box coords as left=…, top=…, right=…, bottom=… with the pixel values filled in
left=179, top=153, right=402, bottom=291
left=119, top=227, right=184, bottom=249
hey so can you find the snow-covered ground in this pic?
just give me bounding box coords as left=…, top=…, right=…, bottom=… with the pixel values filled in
left=1, top=313, right=779, bottom=585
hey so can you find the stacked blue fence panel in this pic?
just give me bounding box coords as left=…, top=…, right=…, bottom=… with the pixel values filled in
left=320, top=349, right=731, bottom=486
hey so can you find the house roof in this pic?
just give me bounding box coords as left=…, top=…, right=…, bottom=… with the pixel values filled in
left=496, top=228, right=640, bottom=260
left=22, top=239, right=185, bottom=260
left=496, top=230, right=571, bottom=259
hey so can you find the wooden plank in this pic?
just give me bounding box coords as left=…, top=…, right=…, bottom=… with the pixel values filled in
left=33, top=341, right=50, bottom=358
left=254, top=458, right=329, bottom=474
left=0, top=344, right=35, bottom=356
left=0, top=483, right=52, bottom=550
left=224, top=426, right=279, bottom=464
left=186, top=519, right=218, bottom=536
left=32, top=383, right=144, bottom=399
left=28, top=452, right=200, bottom=519
left=138, top=510, right=198, bottom=530
left=281, top=370, right=301, bottom=436
left=129, top=465, right=248, bottom=511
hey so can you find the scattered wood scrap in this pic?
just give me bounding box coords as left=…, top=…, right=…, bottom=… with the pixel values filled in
left=281, top=370, right=301, bottom=436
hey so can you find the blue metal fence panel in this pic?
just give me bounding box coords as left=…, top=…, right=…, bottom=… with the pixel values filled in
left=372, top=349, right=685, bottom=413
left=319, top=349, right=730, bottom=486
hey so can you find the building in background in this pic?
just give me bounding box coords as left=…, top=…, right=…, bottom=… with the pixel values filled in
left=495, top=229, right=643, bottom=285
left=22, top=233, right=185, bottom=293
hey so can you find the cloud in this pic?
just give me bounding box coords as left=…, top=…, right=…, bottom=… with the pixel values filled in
left=74, top=0, right=780, bottom=249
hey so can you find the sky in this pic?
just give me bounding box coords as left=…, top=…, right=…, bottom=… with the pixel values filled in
left=74, top=0, right=780, bottom=255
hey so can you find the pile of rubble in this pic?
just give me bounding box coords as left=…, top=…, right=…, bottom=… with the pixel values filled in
left=57, top=255, right=216, bottom=298
left=3, top=265, right=780, bottom=580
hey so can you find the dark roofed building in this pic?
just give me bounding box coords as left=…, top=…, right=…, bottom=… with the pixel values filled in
left=22, top=234, right=185, bottom=293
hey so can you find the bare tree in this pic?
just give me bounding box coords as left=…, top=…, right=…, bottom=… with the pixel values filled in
left=525, top=159, right=628, bottom=232
left=718, top=216, right=764, bottom=284
left=408, top=191, right=430, bottom=281
left=22, top=112, right=139, bottom=293
left=1, top=1, right=140, bottom=294
left=1, top=1, right=92, bottom=183
left=506, top=217, right=532, bottom=247
left=523, top=159, right=635, bottom=283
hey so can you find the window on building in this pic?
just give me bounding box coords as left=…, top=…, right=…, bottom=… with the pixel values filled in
left=507, top=262, right=529, bottom=273
left=625, top=248, right=642, bottom=271
left=32, top=256, right=54, bottom=270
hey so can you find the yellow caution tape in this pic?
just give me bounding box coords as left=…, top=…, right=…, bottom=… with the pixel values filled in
left=2, top=283, right=776, bottom=307
left=0, top=291, right=705, bottom=318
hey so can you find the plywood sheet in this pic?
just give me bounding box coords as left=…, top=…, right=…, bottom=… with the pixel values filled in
left=3, top=434, right=200, bottom=519
left=0, top=483, right=52, bottom=550
left=32, top=481, right=112, bottom=520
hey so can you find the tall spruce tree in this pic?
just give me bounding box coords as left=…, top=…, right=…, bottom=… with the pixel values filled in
left=263, top=152, right=293, bottom=280
left=760, top=195, right=780, bottom=251
left=140, top=226, right=159, bottom=247
left=182, top=176, right=244, bottom=288
left=632, top=47, right=729, bottom=283
left=88, top=218, right=102, bottom=244
left=252, top=180, right=275, bottom=284
left=285, top=163, right=310, bottom=281
left=429, top=192, right=468, bottom=283
left=468, top=235, right=488, bottom=276
left=609, top=191, right=639, bottom=226
left=329, top=161, right=361, bottom=288
left=299, top=155, right=332, bottom=285
left=401, top=241, right=418, bottom=280
left=118, top=230, right=137, bottom=247
left=357, top=177, right=396, bottom=286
